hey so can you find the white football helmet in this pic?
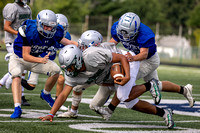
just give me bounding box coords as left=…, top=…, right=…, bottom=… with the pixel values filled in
left=37, top=10, right=57, bottom=38
left=117, top=12, right=140, bottom=42
left=78, top=30, right=103, bottom=51
left=56, top=14, right=69, bottom=36
left=59, top=45, right=82, bottom=77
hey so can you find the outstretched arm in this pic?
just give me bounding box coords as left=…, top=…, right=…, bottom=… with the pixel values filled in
left=39, top=85, right=73, bottom=122
left=60, top=38, right=78, bottom=46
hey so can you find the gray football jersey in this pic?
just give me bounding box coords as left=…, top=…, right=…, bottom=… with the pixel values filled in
left=65, top=47, right=114, bottom=87
left=3, top=3, right=32, bottom=44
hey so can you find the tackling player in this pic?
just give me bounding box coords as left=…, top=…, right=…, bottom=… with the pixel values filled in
left=20, top=13, right=72, bottom=111
left=39, top=44, right=175, bottom=129
left=9, top=9, right=77, bottom=118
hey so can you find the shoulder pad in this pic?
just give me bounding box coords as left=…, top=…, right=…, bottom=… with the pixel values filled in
left=18, top=25, right=26, bottom=37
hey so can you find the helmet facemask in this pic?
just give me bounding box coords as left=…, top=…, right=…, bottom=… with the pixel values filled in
left=15, top=0, right=30, bottom=7
left=117, top=12, right=140, bottom=42
left=59, top=45, right=83, bottom=77
left=37, top=10, right=57, bottom=38
left=61, top=55, right=82, bottom=77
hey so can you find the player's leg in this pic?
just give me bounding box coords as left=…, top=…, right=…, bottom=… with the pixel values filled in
left=0, top=73, right=10, bottom=88
left=57, top=84, right=93, bottom=118
left=9, top=53, right=24, bottom=118
left=90, top=86, right=115, bottom=109
left=132, top=100, right=175, bottom=129
left=31, top=60, right=60, bottom=107
left=21, top=70, right=30, bottom=106
left=57, top=90, right=82, bottom=118
left=161, top=81, right=195, bottom=107
left=21, top=71, right=37, bottom=90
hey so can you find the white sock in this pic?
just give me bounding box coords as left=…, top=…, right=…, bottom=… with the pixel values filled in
left=43, top=89, right=51, bottom=94
left=0, top=73, right=10, bottom=85
left=70, top=108, right=77, bottom=114
left=14, top=103, right=21, bottom=108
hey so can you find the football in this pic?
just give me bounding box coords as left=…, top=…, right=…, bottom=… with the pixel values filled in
left=110, top=63, right=125, bottom=80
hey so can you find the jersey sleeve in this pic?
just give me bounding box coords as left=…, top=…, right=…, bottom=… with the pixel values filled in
left=3, top=3, right=18, bottom=22
left=65, top=32, right=71, bottom=40
left=111, top=21, right=120, bottom=42
left=54, top=24, right=64, bottom=43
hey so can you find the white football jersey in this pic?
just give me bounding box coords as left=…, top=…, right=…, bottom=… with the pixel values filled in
left=64, top=47, right=114, bottom=87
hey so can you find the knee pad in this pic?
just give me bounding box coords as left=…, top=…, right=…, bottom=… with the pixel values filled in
left=124, top=98, right=139, bottom=109
left=72, top=92, right=82, bottom=107
left=21, top=79, right=35, bottom=90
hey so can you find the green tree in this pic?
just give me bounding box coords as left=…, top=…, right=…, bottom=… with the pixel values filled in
left=33, top=0, right=90, bottom=22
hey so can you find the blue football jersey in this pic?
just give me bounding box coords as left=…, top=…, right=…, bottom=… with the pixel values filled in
left=14, top=19, right=64, bottom=58
left=111, top=21, right=157, bottom=59
left=40, top=31, right=71, bottom=60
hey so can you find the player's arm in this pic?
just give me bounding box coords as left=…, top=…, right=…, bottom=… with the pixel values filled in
left=109, top=37, right=119, bottom=45
left=22, top=46, right=50, bottom=64
left=112, top=53, right=130, bottom=85
left=60, top=37, right=78, bottom=46
left=126, top=47, right=148, bottom=62
left=4, top=20, right=18, bottom=35
left=39, top=85, right=73, bottom=122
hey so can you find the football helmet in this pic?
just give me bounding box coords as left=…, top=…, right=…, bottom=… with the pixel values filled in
left=117, top=12, right=140, bottom=42
left=56, top=14, right=69, bottom=36
left=59, top=45, right=82, bottom=77
left=37, top=10, right=57, bottom=38
left=78, top=30, right=103, bottom=51
left=15, top=0, right=30, bottom=7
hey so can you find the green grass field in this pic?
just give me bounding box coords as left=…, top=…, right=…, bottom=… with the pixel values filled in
left=0, top=51, right=200, bottom=133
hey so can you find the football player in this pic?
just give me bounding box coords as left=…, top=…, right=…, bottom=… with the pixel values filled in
left=39, top=44, right=175, bottom=129
left=107, top=12, right=194, bottom=107
left=9, top=9, right=77, bottom=118
left=1, top=0, right=32, bottom=106
left=20, top=13, right=72, bottom=111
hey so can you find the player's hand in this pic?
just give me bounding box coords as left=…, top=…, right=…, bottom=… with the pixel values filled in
left=41, top=52, right=51, bottom=64
left=125, top=52, right=134, bottom=62
left=39, top=115, right=53, bottom=122
left=114, top=76, right=130, bottom=86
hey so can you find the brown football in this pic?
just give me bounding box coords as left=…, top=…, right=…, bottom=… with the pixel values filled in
left=110, top=63, right=125, bottom=80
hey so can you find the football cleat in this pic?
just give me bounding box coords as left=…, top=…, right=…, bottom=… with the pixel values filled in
left=10, top=106, right=22, bottom=119
left=93, top=106, right=113, bottom=121
left=149, top=78, right=161, bottom=105
left=57, top=109, right=78, bottom=118
left=40, top=90, right=55, bottom=107
left=59, top=105, right=68, bottom=111
left=21, top=96, right=31, bottom=106
left=163, top=108, right=175, bottom=129
left=183, top=84, right=195, bottom=107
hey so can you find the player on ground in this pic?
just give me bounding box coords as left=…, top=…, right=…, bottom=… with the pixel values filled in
left=9, top=9, right=78, bottom=119
left=39, top=44, right=175, bottom=129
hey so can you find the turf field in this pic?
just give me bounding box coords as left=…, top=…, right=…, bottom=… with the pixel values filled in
left=0, top=51, right=200, bottom=133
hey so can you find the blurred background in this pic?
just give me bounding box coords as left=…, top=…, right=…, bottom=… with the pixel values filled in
left=1, top=0, right=200, bottom=66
